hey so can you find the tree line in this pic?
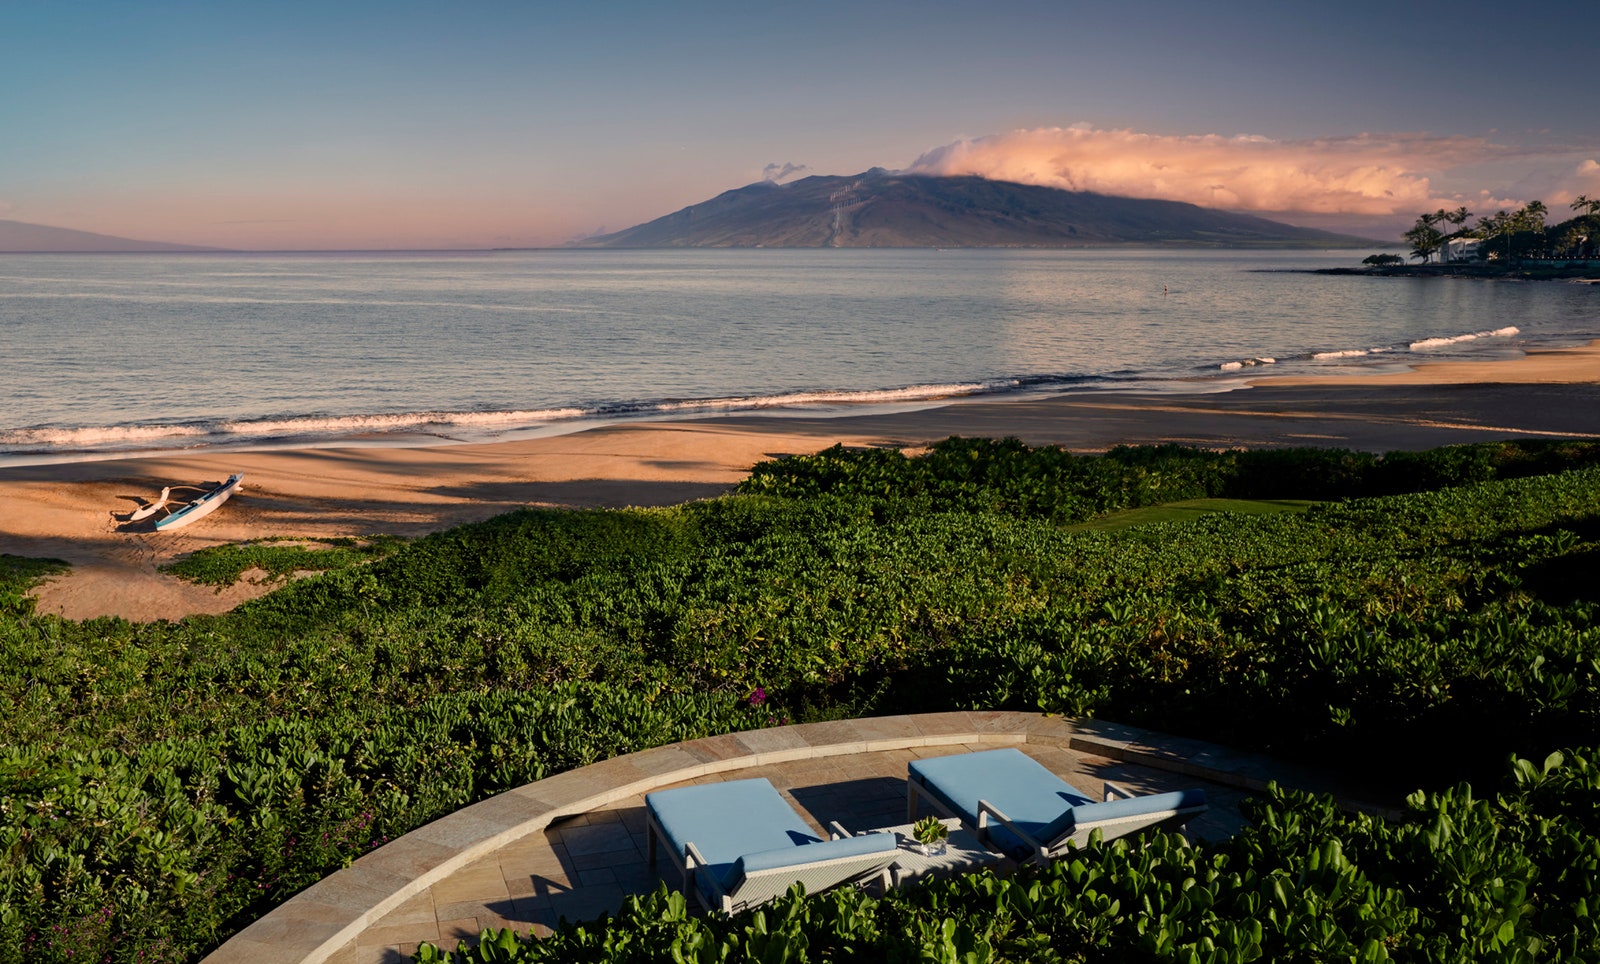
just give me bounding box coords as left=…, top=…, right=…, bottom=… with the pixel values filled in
left=1380, top=195, right=1600, bottom=265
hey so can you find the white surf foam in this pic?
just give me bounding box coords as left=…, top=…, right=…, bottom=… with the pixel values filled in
left=644, top=382, right=993, bottom=414
left=1410, top=326, right=1519, bottom=351
left=1219, top=357, right=1276, bottom=371
left=0, top=423, right=209, bottom=449
left=219, top=408, right=589, bottom=438
left=0, top=382, right=1011, bottom=458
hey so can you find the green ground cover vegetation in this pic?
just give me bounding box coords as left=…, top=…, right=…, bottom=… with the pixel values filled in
left=3, top=438, right=1600, bottom=961
left=0, top=554, right=67, bottom=618
left=160, top=535, right=406, bottom=588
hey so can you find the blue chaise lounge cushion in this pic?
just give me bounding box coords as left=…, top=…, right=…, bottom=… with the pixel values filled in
left=910, top=748, right=1206, bottom=855
left=733, top=832, right=897, bottom=880
left=910, top=748, right=1092, bottom=849
left=648, top=778, right=895, bottom=894
left=1037, top=788, right=1209, bottom=844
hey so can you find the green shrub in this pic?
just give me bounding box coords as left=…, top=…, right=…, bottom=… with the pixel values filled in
left=740, top=437, right=1600, bottom=518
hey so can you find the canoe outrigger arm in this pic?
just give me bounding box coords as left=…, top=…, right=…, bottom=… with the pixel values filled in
left=128, top=486, right=172, bottom=522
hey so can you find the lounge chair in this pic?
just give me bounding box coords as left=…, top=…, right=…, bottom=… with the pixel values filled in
left=906, top=748, right=1207, bottom=863
left=645, top=777, right=899, bottom=913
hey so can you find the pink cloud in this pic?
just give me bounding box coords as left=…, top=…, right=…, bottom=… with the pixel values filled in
left=905, top=127, right=1503, bottom=217
left=1546, top=159, right=1600, bottom=208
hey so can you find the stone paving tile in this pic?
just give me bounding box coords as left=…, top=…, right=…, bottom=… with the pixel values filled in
left=432, top=898, right=504, bottom=928
left=553, top=820, right=637, bottom=858
left=370, top=890, right=436, bottom=928
left=504, top=870, right=571, bottom=899
left=730, top=725, right=814, bottom=758
left=499, top=843, right=569, bottom=875
left=614, top=804, right=647, bottom=834
left=848, top=715, right=926, bottom=748
left=326, top=942, right=409, bottom=964
left=351, top=837, right=459, bottom=886
left=690, top=732, right=756, bottom=763
left=770, top=754, right=861, bottom=778
left=789, top=720, right=870, bottom=750
left=355, top=914, right=442, bottom=948
left=907, top=743, right=976, bottom=759
left=570, top=849, right=643, bottom=872
left=430, top=882, right=508, bottom=910
left=626, top=745, right=717, bottom=778
left=545, top=885, right=632, bottom=927
left=436, top=918, right=483, bottom=947
left=907, top=711, right=980, bottom=737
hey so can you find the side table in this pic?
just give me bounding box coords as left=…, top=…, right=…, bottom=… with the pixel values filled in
left=861, top=817, right=1009, bottom=888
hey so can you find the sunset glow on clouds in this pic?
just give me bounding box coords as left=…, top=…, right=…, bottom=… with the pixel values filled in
left=6, top=3, right=1598, bottom=248
left=907, top=127, right=1504, bottom=217
left=1553, top=159, right=1600, bottom=206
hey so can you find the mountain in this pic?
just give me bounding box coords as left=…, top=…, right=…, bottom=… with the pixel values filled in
left=576, top=170, right=1378, bottom=248
left=0, top=219, right=217, bottom=253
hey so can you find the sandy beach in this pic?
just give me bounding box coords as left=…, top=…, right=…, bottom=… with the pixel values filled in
left=4, top=340, right=1598, bottom=623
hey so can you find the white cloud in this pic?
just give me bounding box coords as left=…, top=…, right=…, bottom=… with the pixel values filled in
left=762, top=162, right=809, bottom=183
left=1546, top=159, right=1600, bottom=209
left=905, top=126, right=1505, bottom=217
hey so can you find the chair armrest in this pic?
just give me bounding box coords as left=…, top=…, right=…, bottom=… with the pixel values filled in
left=828, top=820, right=853, bottom=840
left=1103, top=781, right=1136, bottom=801
left=684, top=840, right=731, bottom=903
left=976, top=797, right=1049, bottom=862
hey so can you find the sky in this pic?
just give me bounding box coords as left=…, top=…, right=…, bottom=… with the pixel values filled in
left=3, top=0, right=1597, bottom=250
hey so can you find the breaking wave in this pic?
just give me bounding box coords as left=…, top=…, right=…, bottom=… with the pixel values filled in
left=1219, top=357, right=1277, bottom=371
left=1216, top=324, right=1522, bottom=374
left=0, top=380, right=1085, bottom=460
left=1312, top=347, right=1392, bottom=360
left=1410, top=326, right=1519, bottom=350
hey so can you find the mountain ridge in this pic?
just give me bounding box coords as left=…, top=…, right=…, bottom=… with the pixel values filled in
left=0, top=219, right=218, bottom=253
left=575, top=170, right=1382, bottom=248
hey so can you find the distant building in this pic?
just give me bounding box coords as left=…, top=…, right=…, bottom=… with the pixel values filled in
left=1440, top=237, right=1481, bottom=262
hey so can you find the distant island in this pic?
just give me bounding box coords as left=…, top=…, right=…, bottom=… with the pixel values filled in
left=0, top=219, right=216, bottom=253
left=572, top=169, right=1382, bottom=249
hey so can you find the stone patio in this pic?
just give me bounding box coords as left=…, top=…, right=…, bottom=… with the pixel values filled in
left=203, top=712, right=1371, bottom=964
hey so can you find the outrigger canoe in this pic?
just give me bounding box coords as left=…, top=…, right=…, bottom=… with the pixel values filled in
left=154, top=474, right=244, bottom=531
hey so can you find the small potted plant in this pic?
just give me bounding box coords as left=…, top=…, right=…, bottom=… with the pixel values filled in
left=911, top=815, right=949, bottom=856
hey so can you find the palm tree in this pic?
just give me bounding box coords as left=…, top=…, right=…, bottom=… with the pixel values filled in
left=1522, top=201, right=1549, bottom=258
left=1436, top=206, right=1473, bottom=261
left=1404, top=219, right=1445, bottom=263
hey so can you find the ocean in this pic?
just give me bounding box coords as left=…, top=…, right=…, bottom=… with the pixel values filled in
left=2, top=248, right=1596, bottom=465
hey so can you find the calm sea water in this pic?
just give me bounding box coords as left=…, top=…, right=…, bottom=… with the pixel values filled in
left=2, top=248, right=1596, bottom=464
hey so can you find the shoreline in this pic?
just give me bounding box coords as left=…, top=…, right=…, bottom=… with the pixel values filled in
left=4, top=341, right=1598, bottom=623
left=7, top=331, right=1582, bottom=472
